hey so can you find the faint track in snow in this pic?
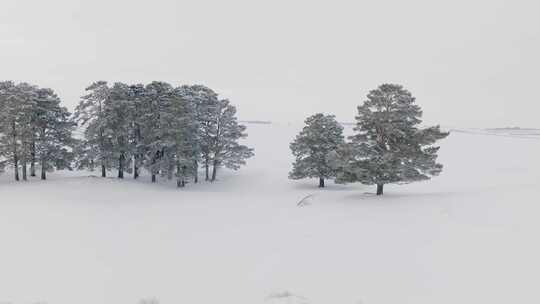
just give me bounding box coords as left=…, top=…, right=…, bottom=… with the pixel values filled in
left=297, top=194, right=315, bottom=207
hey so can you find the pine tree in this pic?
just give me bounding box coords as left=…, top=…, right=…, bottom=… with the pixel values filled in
left=189, top=85, right=220, bottom=181
left=334, top=84, right=449, bottom=195
left=0, top=81, right=15, bottom=177
left=209, top=99, right=254, bottom=181
left=141, top=81, right=174, bottom=183
left=170, top=87, right=200, bottom=187
left=104, top=83, right=133, bottom=179
left=0, top=81, right=25, bottom=181
left=73, top=137, right=95, bottom=172
left=73, top=81, right=111, bottom=177
left=289, top=113, right=345, bottom=187
left=33, top=88, right=75, bottom=180
left=16, top=83, right=39, bottom=181
left=127, top=84, right=146, bottom=179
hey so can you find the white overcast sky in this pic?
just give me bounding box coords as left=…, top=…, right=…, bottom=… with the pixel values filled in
left=1, top=0, right=539, bottom=127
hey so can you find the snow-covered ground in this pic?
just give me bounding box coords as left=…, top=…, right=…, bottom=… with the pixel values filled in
left=1, top=123, right=540, bottom=304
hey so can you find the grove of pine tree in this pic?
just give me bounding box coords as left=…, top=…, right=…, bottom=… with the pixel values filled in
left=1, top=80, right=254, bottom=188
left=0, top=81, right=75, bottom=181
left=3, top=80, right=447, bottom=196
left=72, top=81, right=253, bottom=187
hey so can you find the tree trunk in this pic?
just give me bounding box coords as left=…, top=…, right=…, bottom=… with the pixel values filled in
left=193, top=160, right=198, bottom=183
left=376, top=184, right=384, bottom=196
left=167, top=165, right=173, bottom=180
left=134, top=125, right=141, bottom=180
left=99, top=122, right=105, bottom=178
left=133, top=155, right=139, bottom=179
left=118, top=154, right=124, bottom=179
left=176, top=163, right=185, bottom=188
left=151, top=150, right=160, bottom=183
left=211, top=160, right=218, bottom=182
left=13, top=158, right=19, bottom=181
left=176, top=163, right=181, bottom=187
left=205, top=157, right=209, bottom=181
left=22, top=160, right=27, bottom=181
left=133, top=158, right=139, bottom=179
left=319, top=177, right=325, bottom=188
left=30, top=140, right=36, bottom=177
left=41, top=158, right=46, bottom=180
left=12, top=122, right=19, bottom=181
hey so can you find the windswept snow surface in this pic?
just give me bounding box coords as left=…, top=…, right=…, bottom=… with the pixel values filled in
left=1, top=124, right=540, bottom=304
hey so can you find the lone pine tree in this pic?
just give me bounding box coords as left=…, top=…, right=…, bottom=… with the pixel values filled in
left=289, top=113, right=345, bottom=187
left=334, top=84, right=449, bottom=195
